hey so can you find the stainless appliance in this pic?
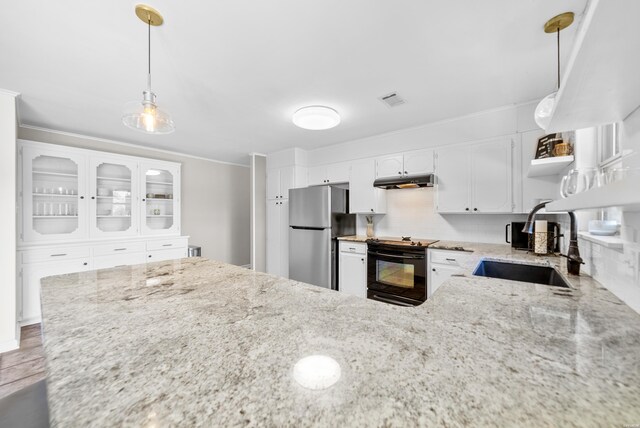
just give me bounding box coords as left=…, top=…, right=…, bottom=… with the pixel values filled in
left=366, top=237, right=438, bottom=306
left=505, top=221, right=561, bottom=252
left=289, top=186, right=355, bottom=290
left=373, top=174, right=434, bottom=189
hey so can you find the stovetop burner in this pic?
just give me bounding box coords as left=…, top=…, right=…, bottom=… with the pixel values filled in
left=366, top=237, right=439, bottom=248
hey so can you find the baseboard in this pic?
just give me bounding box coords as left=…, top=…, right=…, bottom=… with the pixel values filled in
left=0, top=338, right=19, bottom=353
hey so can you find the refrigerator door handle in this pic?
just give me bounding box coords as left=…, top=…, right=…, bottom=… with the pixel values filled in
left=290, top=226, right=326, bottom=231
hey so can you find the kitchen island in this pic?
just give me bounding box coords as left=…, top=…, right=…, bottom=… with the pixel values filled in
left=40, top=251, right=640, bottom=426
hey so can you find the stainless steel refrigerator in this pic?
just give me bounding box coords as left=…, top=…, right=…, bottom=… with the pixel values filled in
left=289, top=186, right=355, bottom=290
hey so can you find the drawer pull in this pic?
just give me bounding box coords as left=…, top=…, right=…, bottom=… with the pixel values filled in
left=50, top=253, right=67, bottom=257
left=114, top=248, right=127, bottom=251
left=446, top=258, right=457, bottom=262
left=349, top=247, right=356, bottom=251
left=162, top=244, right=173, bottom=247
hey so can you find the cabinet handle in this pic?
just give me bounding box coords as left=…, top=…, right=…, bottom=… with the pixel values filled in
left=473, top=208, right=478, bottom=212
left=162, top=244, right=173, bottom=247
left=404, top=171, right=408, bottom=175
left=398, top=171, right=402, bottom=175
left=142, top=198, right=146, bottom=202
left=432, top=268, right=436, bottom=271
left=114, top=248, right=127, bottom=251
left=446, top=258, right=456, bottom=262
left=465, top=208, right=470, bottom=211
left=349, top=247, right=356, bottom=251
left=361, top=258, right=364, bottom=262
left=50, top=253, right=67, bottom=257
left=370, top=208, right=374, bottom=212
left=91, top=196, right=95, bottom=200
left=83, top=262, right=88, bottom=266
left=80, top=196, right=84, bottom=200
left=148, top=255, right=152, bottom=258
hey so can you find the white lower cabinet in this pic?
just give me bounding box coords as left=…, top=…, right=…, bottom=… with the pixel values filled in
left=18, top=236, right=188, bottom=325
left=20, top=258, right=92, bottom=326
left=427, top=249, right=471, bottom=297
left=338, top=242, right=367, bottom=298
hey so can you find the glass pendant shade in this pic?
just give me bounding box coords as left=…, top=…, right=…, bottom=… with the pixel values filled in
left=292, top=106, right=341, bottom=130
left=534, top=91, right=557, bottom=130
left=122, top=90, right=174, bottom=134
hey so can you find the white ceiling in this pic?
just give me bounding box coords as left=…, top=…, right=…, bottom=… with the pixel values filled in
left=0, top=0, right=587, bottom=165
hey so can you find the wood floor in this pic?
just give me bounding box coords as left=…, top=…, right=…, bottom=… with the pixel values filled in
left=0, top=324, right=46, bottom=400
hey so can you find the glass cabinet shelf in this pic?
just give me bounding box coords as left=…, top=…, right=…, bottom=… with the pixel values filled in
left=33, top=216, right=78, bottom=219
left=96, top=176, right=131, bottom=182
left=146, top=180, right=173, bottom=185
left=33, top=193, right=77, bottom=198
left=32, top=170, right=78, bottom=178
left=147, top=215, right=173, bottom=218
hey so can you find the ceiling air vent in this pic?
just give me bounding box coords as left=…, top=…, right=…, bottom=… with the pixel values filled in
left=379, top=92, right=406, bottom=108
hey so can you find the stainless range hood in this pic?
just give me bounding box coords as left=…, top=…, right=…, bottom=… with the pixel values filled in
left=373, top=174, right=435, bottom=189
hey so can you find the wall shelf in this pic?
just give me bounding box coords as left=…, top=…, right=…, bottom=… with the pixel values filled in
left=547, top=0, right=640, bottom=132
left=545, top=178, right=640, bottom=212
left=578, top=232, right=624, bottom=250
left=527, top=156, right=574, bottom=178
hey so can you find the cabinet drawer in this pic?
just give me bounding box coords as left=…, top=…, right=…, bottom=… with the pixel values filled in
left=93, top=252, right=146, bottom=270
left=147, top=248, right=188, bottom=262
left=429, top=249, right=471, bottom=266
left=146, top=238, right=187, bottom=251
left=21, top=246, right=91, bottom=264
left=339, top=241, right=366, bottom=255
left=93, top=242, right=146, bottom=257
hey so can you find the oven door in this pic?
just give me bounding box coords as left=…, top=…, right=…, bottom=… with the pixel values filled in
left=367, top=246, right=427, bottom=304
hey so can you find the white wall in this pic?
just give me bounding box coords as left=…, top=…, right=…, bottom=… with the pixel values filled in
left=0, top=90, right=18, bottom=352
left=18, top=126, right=251, bottom=266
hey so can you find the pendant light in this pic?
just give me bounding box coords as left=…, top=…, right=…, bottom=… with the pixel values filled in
left=534, top=12, right=574, bottom=130
left=122, top=5, right=175, bottom=134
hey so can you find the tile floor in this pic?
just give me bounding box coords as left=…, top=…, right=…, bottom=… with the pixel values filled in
left=0, top=324, right=45, bottom=399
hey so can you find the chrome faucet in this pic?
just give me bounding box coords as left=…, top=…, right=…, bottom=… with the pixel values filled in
left=522, top=200, right=584, bottom=275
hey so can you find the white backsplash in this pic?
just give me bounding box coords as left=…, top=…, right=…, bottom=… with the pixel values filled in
left=355, top=188, right=557, bottom=243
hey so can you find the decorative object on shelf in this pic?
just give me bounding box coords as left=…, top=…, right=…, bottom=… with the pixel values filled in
left=560, top=168, right=598, bottom=198
left=534, top=12, right=574, bottom=130
left=365, top=215, right=374, bottom=238
left=122, top=4, right=175, bottom=134
left=292, top=106, right=341, bottom=130
left=153, top=208, right=161, bottom=215
left=535, top=133, right=563, bottom=159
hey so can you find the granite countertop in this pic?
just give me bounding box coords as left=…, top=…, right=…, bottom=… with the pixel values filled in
left=40, top=249, right=640, bottom=426
left=336, top=235, right=368, bottom=242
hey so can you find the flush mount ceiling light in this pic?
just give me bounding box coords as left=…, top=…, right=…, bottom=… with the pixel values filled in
left=292, top=106, right=341, bottom=130
left=122, top=4, right=175, bottom=135
left=534, top=12, right=574, bottom=130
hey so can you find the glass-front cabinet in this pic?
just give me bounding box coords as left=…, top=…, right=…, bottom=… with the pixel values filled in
left=19, top=141, right=182, bottom=243
left=89, top=156, right=138, bottom=237
left=140, top=163, right=180, bottom=236
left=22, top=146, right=88, bottom=242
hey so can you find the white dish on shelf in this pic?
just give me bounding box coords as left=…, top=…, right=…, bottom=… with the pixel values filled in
left=588, top=220, right=618, bottom=236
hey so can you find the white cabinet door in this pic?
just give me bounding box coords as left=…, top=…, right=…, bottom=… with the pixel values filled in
left=327, top=162, right=351, bottom=183
left=22, top=145, right=88, bottom=242
left=471, top=139, right=513, bottom=213
left=266, top=200, right=281, bottom=275
left=350, top=159, right=387, bottom=214
left=436, top=147, right=471, bottom=213
left=376, top=155, right=404, bottom=179
left=279, top=167, right=295, bottom=199
left=21, top=258, right=91, bottom=325
left=279, top=199, right=289, bottom=278
left=429, top=263, right=464, bottom=297
left=339, top=251, right=367, bottom=298
left=147, top=248, right=188, bottom=262
left=140, top=163, right=181, bottom=236
left=266, top=169, right=281, bottom=200
left=404, top=149, right=434, bottom=176
left=308, top=166, right=327, bottom=186
left=89, top=156, right=139, bottom=238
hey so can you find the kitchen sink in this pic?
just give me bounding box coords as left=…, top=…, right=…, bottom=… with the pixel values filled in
left=472, top=260, right=571, bottom=288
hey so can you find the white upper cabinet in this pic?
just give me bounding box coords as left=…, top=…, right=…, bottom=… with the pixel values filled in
left=350, top=159, right=387, bottom=214
left=437, top=138, right=513, bottom=213
left=267, top=166, right=295, bottom=200
left=308, top=162, right=350, bottom=186
left=376, top=149, right=434, bottom=179
left=19, top=140, right=182, bottom=243
left=140, top=162, right=181, bottom=236
left=21, top=144, right=89, bottom=242
left=89, top=156, right=138, bottom=238
left=547, top=0, right=640, bottom=133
